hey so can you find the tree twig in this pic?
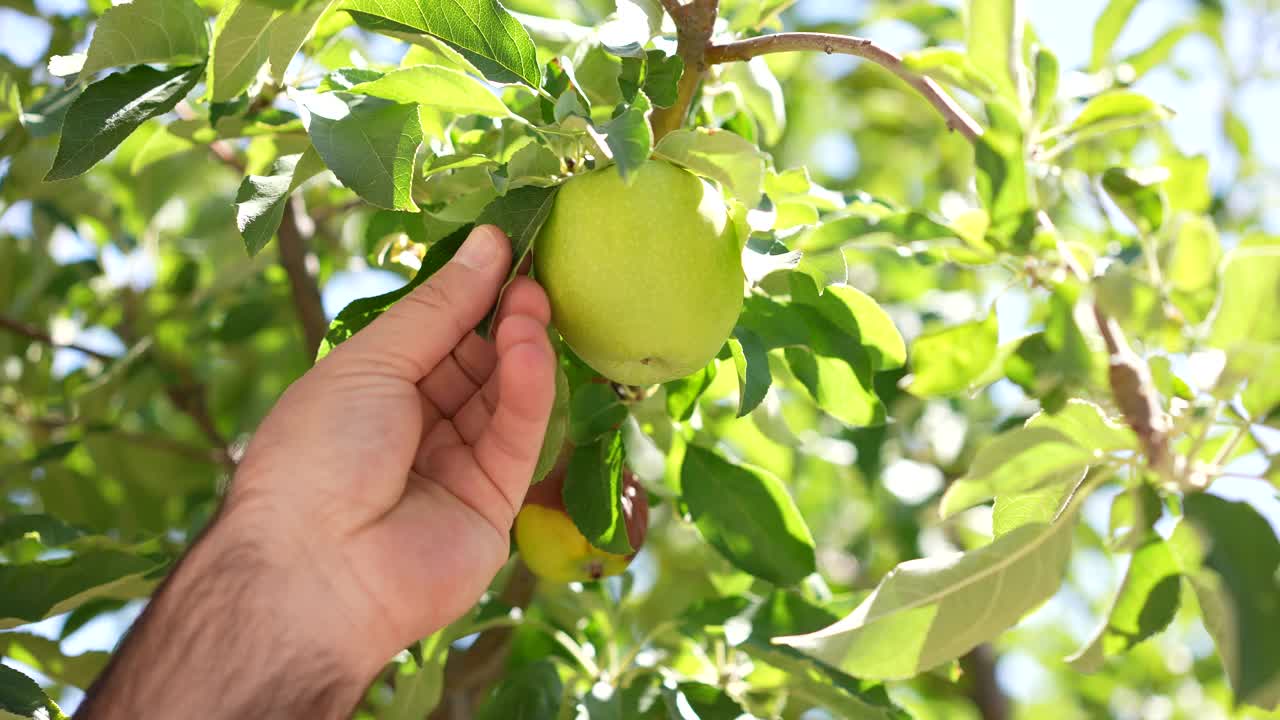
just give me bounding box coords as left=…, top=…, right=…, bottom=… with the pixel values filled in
left=960, top=645, right=1010, bottom=720
left=650, top=0, right=720, bottom=139
left=0, top=314, right=118, bottom=362
left=161, top=367, right=237, bottom=471
left=705, top=32, right=983, bottom=141
left=1040, top=214, right=1171, bottom=473
left=1092, top=305, right=1171, bottom=472
left=277, top=196, right=328, bottom=359
left=193, top=117, right=327, bottom=362
left=0, top=313, right=237, bottom=469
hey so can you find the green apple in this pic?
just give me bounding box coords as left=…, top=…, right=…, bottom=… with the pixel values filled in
left=514, top=459, right=649, bottom=583
left=534, top=160, right=744, bottom=386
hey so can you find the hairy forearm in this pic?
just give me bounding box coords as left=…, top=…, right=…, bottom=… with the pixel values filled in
left=76, top=519, right=371, bottom=719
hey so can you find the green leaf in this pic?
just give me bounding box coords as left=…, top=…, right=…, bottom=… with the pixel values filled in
left=1224, top=343, right=1280, bottom=421
left=532, top=365, right=570, bottom=484
left=0, top=664, right=68, bottom=720
left=966, top=0, right=1022, bottom=101
left=940, top=426, right=1093, bottom=518
left=1064, top=90, right=1172, bottom=137
left=726, top=56, right=786, bottom=145
left=385, top=630, right=450, bottom=719
left=665, top=361, right=716, bottom=422
left=1102, top=166, right=1168, bottom=234
left=0, top=73, right=21, bottom=130
left=81, top=0, right=210, bottom=77
left=317, top=225, right=470, bottom=359
left=785, top=346, right=883, bottom=427
left=296, top=91, right=422, bottom=211
left=343, top=0, right=541, bottom=88
left=0, top=515, right=84, bottom=548
left=234, top=147, right=325, bottom=256
left=797, top=211, right=959, bottom=253
left=740, top=643, right=907, bottom=720
left=0, top=549, right=165, bottom=629
left=681, top=445, right=816, bottom=585
left=597, top=0, right=657, bottom=57
left=1209, top=245, right=1280, bottom=347
left=601, top=93, right=653, bottom=183
left=643, top=50, right=683, bottom=108
left=903, top=47, right=998, bottom=99
left=1027, top=400, right=1138, bottom=453
left=130, top=122, right=197, bottom=174
left=1107, top=482, right=1164, bottom=551
left=776, top=479, right=1084, bottom=679
left=45, top=64, right=203, bottom=181
left=266, top=0, right=333, bottom=85
left=727, top=327, right=770, bottom=417
left=1121, top=22, right=1197, bottom=78
left=1031, top=47, right=1059, bottom=123
left=904, top=311, right=999, bottom=397
left=1090, top=0, right=1141, bottom=71
left=347, top=65, right=513, bottom=117
left=563, top=430, right=631, bottom=555
left=475, top=660, right=562, bottom=720
left=208, top=0, right=278, bottom=102
left=1162, top=214, right=1221, bottom=294
left=975, top=100, right=1034, bottom=247
left=2, top=632, right=110, bottom=690
left=806, top=284, right=906, bottom=371
left=1068, top=533, right=1180, bottom=671
left=474, top=184, right=559, bottom=336
left=738, top=290, right=870, bottom=373
left=662, top=682, right=748, bottom=719
left=540, top=56, right=590, bottom=123
left=654, top=127, right=766, bottom=208
left=20, top=83, right=80, bottom=138
left=569, top=383, right=627, bottom=444
left=991, top=482, right=1075, bottom=537
left=1175, top=494, right=1280, bottom=710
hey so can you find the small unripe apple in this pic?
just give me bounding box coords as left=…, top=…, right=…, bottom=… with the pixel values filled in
left=514, top=458, right=649, bottom=583
left=534, top=160, right=744, bottom=386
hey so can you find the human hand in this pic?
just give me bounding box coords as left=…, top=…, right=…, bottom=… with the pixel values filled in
left=77, top=225, right=556, bottom=718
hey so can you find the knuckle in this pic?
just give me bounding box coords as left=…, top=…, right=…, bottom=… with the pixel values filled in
left=405, top=280, right=454, bottom=315
left=402, top=280, right=468, bottom=335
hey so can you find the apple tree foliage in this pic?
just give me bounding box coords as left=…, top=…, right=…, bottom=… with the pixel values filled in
left=1, top=0, right=1279, bottom=718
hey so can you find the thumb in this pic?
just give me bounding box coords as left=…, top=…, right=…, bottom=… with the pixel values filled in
left=333, top=225, right=512, bottom=380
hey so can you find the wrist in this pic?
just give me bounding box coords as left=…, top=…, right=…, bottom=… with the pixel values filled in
left=78, top=511, right=376, bottom=719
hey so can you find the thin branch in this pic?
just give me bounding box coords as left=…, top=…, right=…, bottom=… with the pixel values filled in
left=1092, top=306, right=1172, bottom=473
left=657, top=0, right=688, bottom=20
left=192, top=115, right=327, bottom=361
left=207, top=139, right=246, bottom=174
left=277, top=196, right=328, bottom=359
left=705, top=31, right=1167, bottom=475
left=13, top=402, right=226, bottom=466
left=0, top=314, right=117, bottom=362
left=176, top=102, right=246, bottom=174
left=650, top=0, right=720, bottom=139
left=961, top=645, right=1010, bottom=720
left=162, top=373, right=237, bottom=471
left=705, top=32, right=983, bottom=141
left=1041, top=214, right=1172, bottom=474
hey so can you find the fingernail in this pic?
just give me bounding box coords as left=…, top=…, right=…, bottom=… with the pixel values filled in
left=454, top=225, right=501, bottom=269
